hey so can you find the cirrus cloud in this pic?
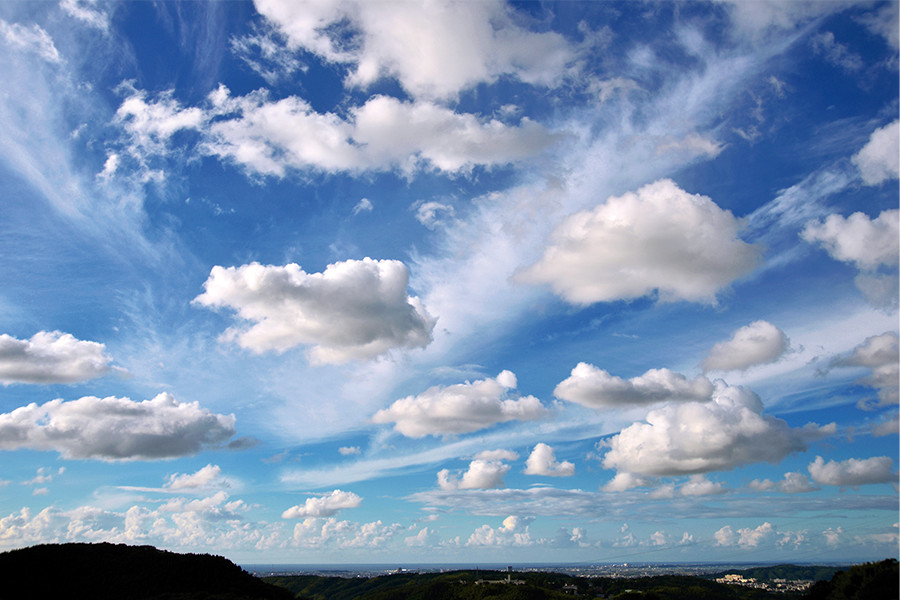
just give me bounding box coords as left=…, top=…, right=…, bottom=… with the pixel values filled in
left=193, top=258, right=436, bottom=364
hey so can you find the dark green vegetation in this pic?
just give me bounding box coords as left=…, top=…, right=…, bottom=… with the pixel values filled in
left=0, top=542, right=293, bottom=600
left=264, top=570, right=776, bottom=600
left=804, top=559, right=899, bottom=600
left=706, top=565, right=846, bottom=584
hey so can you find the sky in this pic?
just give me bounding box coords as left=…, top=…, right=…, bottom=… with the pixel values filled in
left=0, top=0, right=897, bottom=566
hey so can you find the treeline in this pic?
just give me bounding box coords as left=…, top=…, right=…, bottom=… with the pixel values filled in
left=0, top=542, right=293, bottom=600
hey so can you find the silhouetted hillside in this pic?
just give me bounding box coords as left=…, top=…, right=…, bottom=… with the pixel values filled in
left=0, top=542, right=293, bottom=600
left=802, top=559, right=898, bottom=600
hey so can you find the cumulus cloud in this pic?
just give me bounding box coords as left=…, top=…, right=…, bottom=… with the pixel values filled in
left=164, top=465, right=230, bottom=492
left=291, top=516, right=400, bottom=548
left=830, top=331, right=899, bottom=409
left=715, top=522, right=776, bottom=548
left=438, top=451, right=517, bottom=490
left=602, top=382, right=834, bottom=477
left=338, top=446, right=361, bottom=456
left=678, top=475, right=726, bottom=497
left=371, top=370, right=546, bottom=437
left=802, top=209, right=899, bottom=271
left=524, top=443, right=575, bottom=477
left=0, top=393, right=237, bottom=460
left=808, top=455, right=896, bottom=487
left=414, top=201, right=456, bottom=229
left=194, top=258, right=436, bottom=364
left=0, top=331, right=119, bottom=384
left=702, top=321, right=790, bottom=372
left=750, top=472, right=818, bottom=494
left=518, top=179, right=760, bottom=304
left=282, top=489, right=362, bottom=519
left=467, top=515, right=533, bottom=546
left=852, top=119, right=899, bottom=186
left=554, top=363, right=714, bottom=410
left=254, top=0, right=574, bottom=99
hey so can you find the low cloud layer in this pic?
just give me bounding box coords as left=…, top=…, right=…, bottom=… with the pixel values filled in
left=519, top=179, right=760, bottom=304
left=372, top=370, right=546, bottom=437
left=0, top=331, right=118, bottom=384
left=602, top=382, right=835, bottom=477
left=0, top=393, right=237, bottom=460
left=702, top=320, right=790, bottom=372
left=554, top=363, right=714, bottom=410
left=194, top=258, right=436, bottom=363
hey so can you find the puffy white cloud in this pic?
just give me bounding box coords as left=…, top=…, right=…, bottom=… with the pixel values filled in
left=715, top=522, right=776, bottom=548
left=0, top=393, right=237, bottom=460
left=678, top=475, right=726, bottom=497
left=554, top=363, right=714, bottom=410
left=802, top=209, right=899, bottom=271
left=602, top=472, right=652, bottom=493
left=405, top=526, right=441, bottom=547
left=0, top=331, right=118, bottom=384
left=702, top=321, right=790, bottom=372
left=164, top=465, right=230, bottom=492
left=808, top=455, right=896, bottom=487
left=253, top=0, right=574, bottom=99
left=852, top=119, right=899, bottom=186
left=467, top=515, right=533, bottom=546
left=438, top=453, right=512, bottom=491
left=602, top=382, right=834, bottom=477
left=194, top=258, right=436, bottom=364
left=291, top=516, right=400, bottom=548
left=372, top=370, right=546, bottom=437
left=830, top=331, right=899, bottom=409
left=518, top=179, right=760, bottom=304
left=414, top=201, right=456, bottom=229
left=0, top=20, right=61, bottom=64
left=524, top=443, right=574, bottom=477
left=750, top=472, right=818, bottom=494
left=338, top=446, right=361, bottom=456
left=202, top=90, right=558, bottom=177
left=282, top=490, right=363, bottom=519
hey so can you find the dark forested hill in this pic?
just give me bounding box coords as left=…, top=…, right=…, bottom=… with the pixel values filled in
left=802, top=559, right=899, bottom=600
left=0, top=542, right=293, bottom=600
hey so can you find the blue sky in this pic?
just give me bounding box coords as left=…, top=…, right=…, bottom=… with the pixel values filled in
left=0, top=0, right=897, bottom=565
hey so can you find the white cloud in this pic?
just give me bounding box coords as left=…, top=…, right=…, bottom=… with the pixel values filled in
left=830, top=331, right=899, bottom=409
left=351, top=198, right=373, bottom=216
left=338, top=446, right=361, bottom=456
left=291, top=517, right=400, bottom=548
left=282, top=489, right=363, bottom=519
left=751, top=472, right=818, bottom=494
left=702, top=320, right=790, bottom=372
left=802, top=209, right=899, bottom=270
left=518, top=179, right=760, bottom=304
left=524, top=443, right=575, bottom=477
left=602, top=472, right=651, bottom=493
left=405, top=526, right=440, bottom=547
left=0, top=20, right=62, bottom=64
left=650, top=530, right=667, bottom=546
left=253, top=0, right=574, bottom=99
left=0, top=393, right=237, bottom=460
left=554, top=363, right=714, bottom=410
left=823, top=526, right=843, bottom=547
left=164, top=465, right=230, bottom=492
left=678, top=475, right=726, bottom=497
left=808, top=455, right=896, bottom=487
left=467, top=515, right=533, bottom=546
left=202, top=91, right=559, bottom=177
left=852, top=119, right=900, bottom=186
left=602, top=382, right=834, bottom=476
left=414, top=201, right=456, bottom=229
left=715, top=522, right=776, bottom=548
left=438, top=454, right=512, bottom=491
left=371, top=370, right=546, bottom=437
left=194, top=258, right=436, bottom=364
left=0, top=331, right=119, bottom=384
left=60, top=0, right=111, bottom=32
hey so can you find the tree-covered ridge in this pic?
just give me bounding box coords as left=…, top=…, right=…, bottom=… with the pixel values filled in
left=804, top=559, right=899, bottom=600
left=0, top=542, right=293, bottom=600
left=706, top=565, right=848, bottom=583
